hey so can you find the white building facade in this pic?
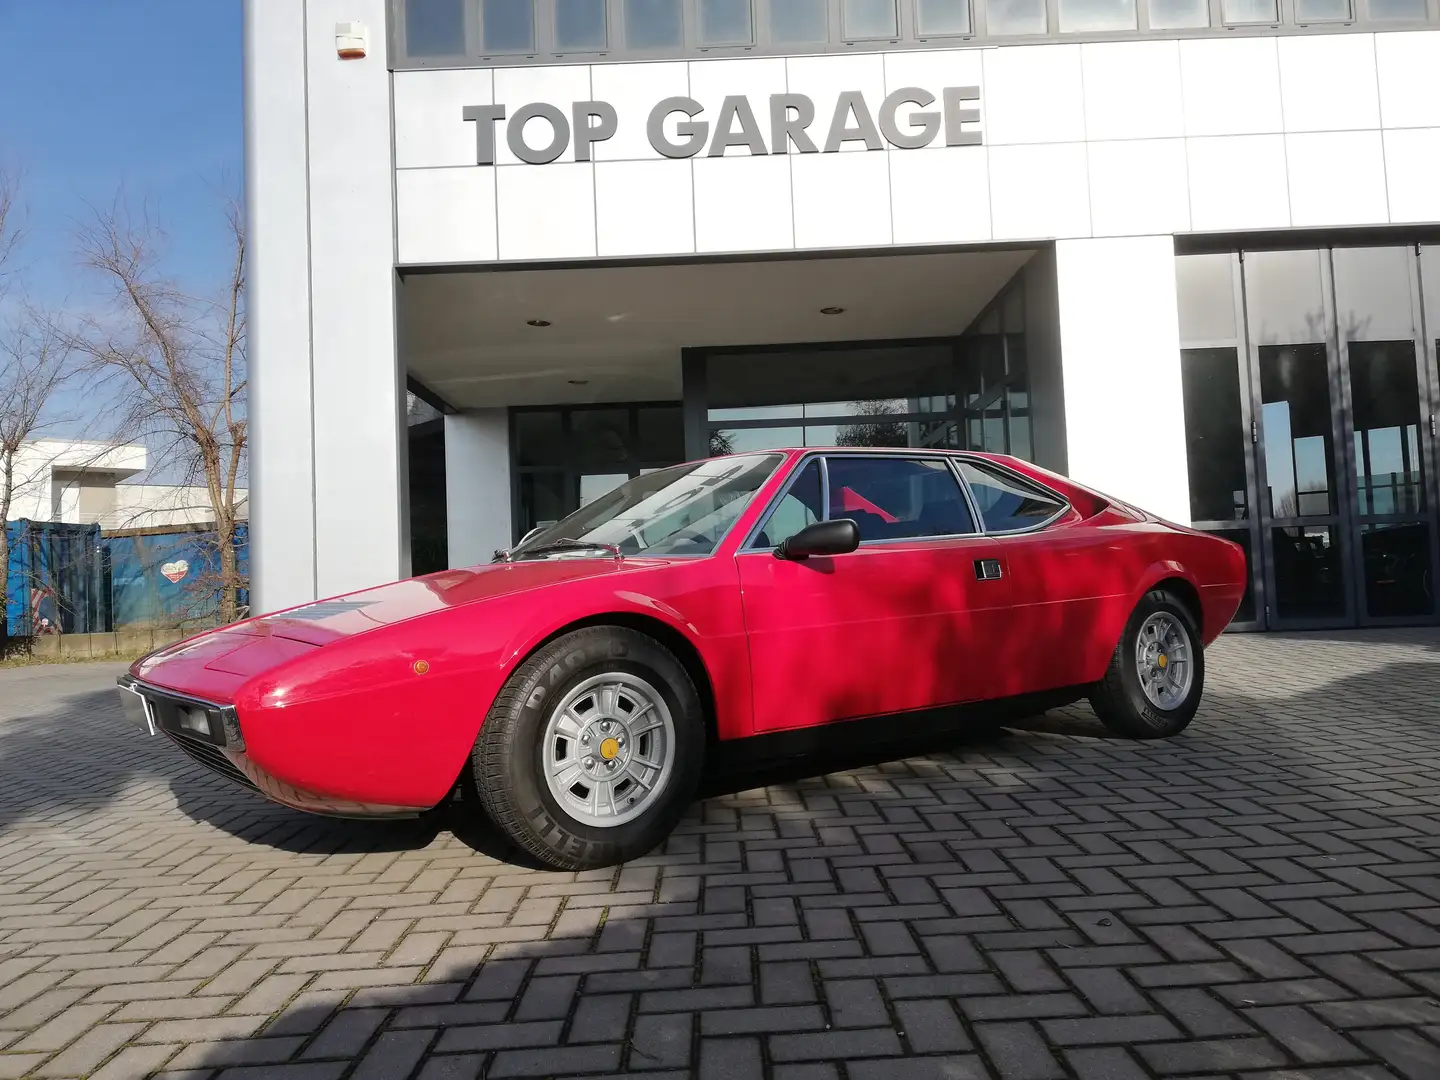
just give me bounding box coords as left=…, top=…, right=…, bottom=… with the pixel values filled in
left=244, top=0, right=1440, bottom=631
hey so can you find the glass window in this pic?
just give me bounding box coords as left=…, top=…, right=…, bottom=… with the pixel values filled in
left=985, top=0, right=1047, bottom=32
left=1181, top=348, right=1249, bottom=523
left=769, top=0, right=830, bottom=39
left=481, top=0, right=535, bottom=51
left=958, top=460, right=1066, bottom=532
left=916, top=0, right=973, bottom=34
left=624, top=0, right=684, bottom=46
left=1272, top=525, right=1346, bottom=619
left=635, top=406, right=684, bottom=463
left=1362, top=523, right=1435, bottom=618
left=514, top=410, right=565, bottom=466
left=405, top=0, right=466, bottom=55
left=1294, top=0, right=1351, bottom=18
left=1349, top=341, right=1425, bottom=517
left=842, top=0, right=899, bottom=37
left=571, top=408, right=632, bottom=465
left=1221, top=0, right=1278, bottom=21
left=556, top=0, right=609, bottom=47
left=1058, top=0, right=1136, bottom=30
left=511, top=454, right=782, bottom=558
left=700, top=0, right=753, bottom=42
left=1258, top=344, right=1335, bottom=518
left=754, top=460, right=823, bottom=548
left=825, top=457, right=976, bottom=542
left=1369, top=0, right=1427, bottom=17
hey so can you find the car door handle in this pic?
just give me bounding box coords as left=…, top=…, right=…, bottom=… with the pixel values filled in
left=974, top=558, right=1003, bottom=581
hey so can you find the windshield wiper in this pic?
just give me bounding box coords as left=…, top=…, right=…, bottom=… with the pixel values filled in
left=515, top=538, right=623, bottom=559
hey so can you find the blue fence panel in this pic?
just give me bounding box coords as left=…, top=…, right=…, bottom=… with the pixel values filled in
left=4, top=520, right=107, bottom=637
left=105, top=524, right=249, bottom=630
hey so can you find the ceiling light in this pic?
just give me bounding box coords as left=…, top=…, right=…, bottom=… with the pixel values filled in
left=527, top=319, right=551, bottom=327
left=568, top=379, right=588, bottom=385
left=820, top=306, right=845, bottom=315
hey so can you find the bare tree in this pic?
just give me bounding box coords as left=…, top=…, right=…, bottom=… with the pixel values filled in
left=61, top=193, right=247, bottom=623
left=0, top=172, right=73, bottom=640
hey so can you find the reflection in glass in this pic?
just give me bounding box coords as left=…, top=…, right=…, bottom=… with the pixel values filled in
left=482, top=0, right=535, bottom=51
left=555, top=0, right=608, bottom=48
left=514, top=410, right=565, bottom=466
left=635, top=406, right=684, bottom=462
left=571, top=409, right=631, bottom=465
left=1259, top=344, right=1334, bottom=519
left=624, top=0, right=683, bottom=46
left=842, top=0, right=899, bottom=37
left=769, top=0, right=829, bottom=40
left=1181, top=348, right=1248, bottom=522
left=1369, top=0, right=1427, bottom=17
left=1362, top=523, right=1435, bottom=617
left=580, top=473, right=629, bottom=507
left=1349, top=341, right=1425, bottom=516
left=754, top=461, right=823, bottom=548
left=1272, top=525, right=1347, bottom=619
left=406, top=0, right=465, bottom=55
left=1148, top=0, right=1210, bottom=25
left=917, top=0, right=973, bottom=34
left=1222, top=0, right=1278, bottom=20
left=1208, top=529, right=1256, bottom=623
left=700, top=0, right=752, bottom=41
left=985, top=0, right=1047, bottom=33
left=518, top=471, right=568, bottom=536
left=1058, top=0, right=1137, bottom=31
left=1294, top=0, right=1350, bottom=17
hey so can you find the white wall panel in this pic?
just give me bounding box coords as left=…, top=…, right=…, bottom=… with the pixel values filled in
left=305, top=0, right=406, bottom=599
left=1278, top=35, right=1379, bottom=134
left=1185, top=134, right=1290, bottom=231
left=1179, top=38, right=1283, bottom=137
left=784, top=53, right=888, bottom=153
left=1081, top=41, right=1183, bottom=142
left=444, top=410, right=512, bottom=569
left=1376, top=31, right=1440, bottom=129
left=1087, top=139, right=1190, bottom=237
left=396, top=168, right=498, bottom=264
left=1384, top=128, right=1440, bottom=222
left=595, top=160, right=696, bottom=256
left=1285, top=131, right=1388, bottom=227
left=981, top=44, right=1085, bottom=145
left=394, top=68, right=495, bottom=168
left=692, top=155, right=793, bottom=252
left=496, top=162, right=597, bottom=260
left=791, top=151, right=892, bottom=248
left=591, top=61, right=688, bottom=162
left=988, top=143, right=1090, bottom=240
left=889, top=146, right=991, bottom=244
left=689, top=58, right=788, bottom=156
left=492, top=65, right=592, bottom=166
left=1056, top=235, right=1190, bottom=525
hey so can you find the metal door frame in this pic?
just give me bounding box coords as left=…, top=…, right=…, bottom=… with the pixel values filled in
left=1244, top=251, right=1359, bottom=631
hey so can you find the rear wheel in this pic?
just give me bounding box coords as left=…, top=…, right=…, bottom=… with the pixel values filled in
left=1088, top=590, right=1204, bottom=739
left=471, top=625, right=705, bottom=871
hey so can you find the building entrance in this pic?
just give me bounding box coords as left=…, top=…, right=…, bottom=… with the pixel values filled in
left=1178, top=246, right=1440, bottom=630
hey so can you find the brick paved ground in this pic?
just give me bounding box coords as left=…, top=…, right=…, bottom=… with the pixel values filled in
left=1, top=631, right=1439, bottom=1079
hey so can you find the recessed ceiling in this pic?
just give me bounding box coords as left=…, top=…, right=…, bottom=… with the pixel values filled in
left=402, top=248, right=1036, bottom=409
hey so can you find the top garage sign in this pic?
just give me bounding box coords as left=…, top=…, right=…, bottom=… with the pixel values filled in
left=463, top=86, right=982, bottom=165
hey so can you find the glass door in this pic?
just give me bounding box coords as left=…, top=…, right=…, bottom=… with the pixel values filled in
left=1334, top=248, right=1439, bottom=625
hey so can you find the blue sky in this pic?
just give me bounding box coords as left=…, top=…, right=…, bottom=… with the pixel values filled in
left=0, top=1, right=243, bottom=305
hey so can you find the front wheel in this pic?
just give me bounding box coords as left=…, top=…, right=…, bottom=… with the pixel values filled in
left=471, top=625, right=705, bottom=871
left=1088, top=590, right=1205, bottom=739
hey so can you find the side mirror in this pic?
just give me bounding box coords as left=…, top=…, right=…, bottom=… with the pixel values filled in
left=776, top=519, right=860, bottom=560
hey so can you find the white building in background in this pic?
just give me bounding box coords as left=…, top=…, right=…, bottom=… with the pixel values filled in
left=7, top=439, right=249, bottom=531
left=245, top=0, right=1440, bottom=631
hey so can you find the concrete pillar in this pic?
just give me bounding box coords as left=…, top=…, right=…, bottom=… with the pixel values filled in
left=243, top=0, right=405, bottom=612
left=444, top=411, right=513, bottom=569
left=1055, top=235, right=1192, bottom=526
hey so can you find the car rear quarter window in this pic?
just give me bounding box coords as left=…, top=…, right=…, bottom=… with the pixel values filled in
left=825, top=457, right=977, bottom=542
left=958, top=460, right=1067, bottom=532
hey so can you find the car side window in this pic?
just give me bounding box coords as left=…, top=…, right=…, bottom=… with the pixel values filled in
left=753, top=459, right=823, bottom=548
left=825, top=457, right=976, bottom=543
left=958, top=460, right=1067, bottom=532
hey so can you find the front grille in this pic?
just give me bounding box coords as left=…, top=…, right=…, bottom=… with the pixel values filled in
left=165, top=730, right=258, bottom=791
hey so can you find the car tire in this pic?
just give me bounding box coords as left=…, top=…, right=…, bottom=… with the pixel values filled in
left=471, top=625, right=705, bottom=871
left=1087, top=589, right=1205, bottom=740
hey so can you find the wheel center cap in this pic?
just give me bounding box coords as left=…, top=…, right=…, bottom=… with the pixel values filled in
left=599, top=737, right=620, bottom=761
left=1157, top=654, right=1168, bottom=669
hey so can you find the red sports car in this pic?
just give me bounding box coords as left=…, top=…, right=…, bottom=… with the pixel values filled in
left=118, top=448, right=1247, bottom=870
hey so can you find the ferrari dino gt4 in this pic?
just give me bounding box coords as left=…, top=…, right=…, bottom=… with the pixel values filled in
left=118, top=448, right=1247, bottom=870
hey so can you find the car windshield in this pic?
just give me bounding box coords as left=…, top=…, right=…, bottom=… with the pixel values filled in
left=509, top=453, right=784, bottom=559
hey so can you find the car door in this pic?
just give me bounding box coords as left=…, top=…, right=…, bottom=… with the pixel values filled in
left=737, top=454, right=1010, bottom=734
left=955, top=457, right=1116, bottom=696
